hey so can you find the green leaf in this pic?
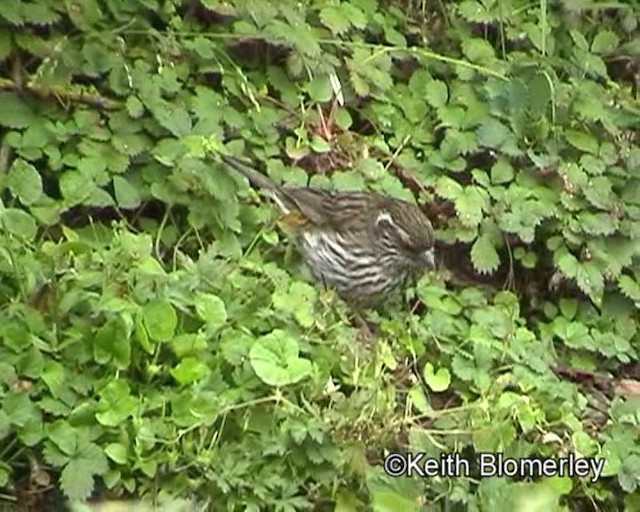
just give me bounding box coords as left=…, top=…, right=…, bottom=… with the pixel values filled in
left=471, top=233, right=500, bottom=274
left=578, top=212, right=617, bottom=235
left=306, top=75, right=333, bottom=102
left=249, top=329, right=312, bottom=387
left=7, top=159, right=43, bottom=205
left=0, top=92, right=37, bottom=128
left=93, top=318, right=130, bottom=368
left=583, top=176, right=614, bottom=209
left=142, top=299, right=177, bottom=342
left=47, top=420, right=77, bottom=456
left=272, top=281, right=317, bottom=328
left=559, top=298, right=578, bottom=319
left=618, top=275, right=640, bottom=303
left=319, top=6, right=351, bottom=35
left=575, top=262, right=604, bottom=303
left=425, top=80, right=448, bottom=108
left=105, top=443, right=127, bottom=464
left=59, top=443, right=108, bottom=502
left=95, top=380, right=137, bottom=427
left=455, top=186, right=487, bottom=227
left=59, top=171, right=94, bottom=204
left=490, top=158, right=514, bottom=184
left=462, top=38, right=495, bottom=62
left=565, top=129, right=598, bottom=154
left=113, top=176, right=142, bottom=209
left=334, top=108, right=353, bottom=130
left=170, top=333, right=208, bottom=359
left=591, top=29, right=619, bottom=54
left=154, top=103, right=192, bottom=137
left=423, top=362, right=451, bottom=392
left=435, top=176, right=463, bottom=200
left=1, top=208, right=37, bottom=241
left=60, top=459, right=95, bottom=502
left=476, top=119, right=511, bottom=149
left=194, top=293, right=227, bottom=330
left=125, top=95, right=145, bottom=118
left=555, top=247, right=579, bottom=278
left=2, top=391, right=41, bottom=428
left=618, top=454, right=640, bottom=493
left=170, top=357, right=211, bottom=385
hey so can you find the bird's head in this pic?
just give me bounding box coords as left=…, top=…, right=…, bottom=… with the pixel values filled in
left=375, top=204, right=436, bottom=270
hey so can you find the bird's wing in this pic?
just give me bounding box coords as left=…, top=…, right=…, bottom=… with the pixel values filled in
left=283, top=188, right=372, bottom=230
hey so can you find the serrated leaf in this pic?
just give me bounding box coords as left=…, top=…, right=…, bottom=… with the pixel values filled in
left=125, top=95, right=145, bottom=118
left=458, top=1, right=493, bottom=22
left=583, top=176, right=614, bottom=209
left=455, top=186, right=487, bottom=227
left=435, top=176, right=463, bottom=200
left=471, top=233, right=500, bottom=274
left=153, top=103, right=192, bottom=137
left=60, top=459, right=95, bottom=502
left=59, top=444, right=108, bottom=502
left=344, top=4, right=367, bottom=28
left=576, top=262, right=604, bottom=303
left=578, top=212, right=617, bottom=235
left=319, top=6, right=351, bottom=35
left=94, top=317, right=130, bottom=368
left=618, top=275, right=640, bottom=303
left=565, top=129, right=598, bottom=154
left=7, top=159, right=43, bottom=205
left=47, top=421, right=77, bottom=456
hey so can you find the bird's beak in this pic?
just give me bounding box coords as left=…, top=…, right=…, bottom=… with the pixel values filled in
left=421, top=248, right=436, bottom=269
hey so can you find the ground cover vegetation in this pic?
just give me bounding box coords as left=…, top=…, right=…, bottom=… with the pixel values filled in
left=0, top=0, right=638, bottom=510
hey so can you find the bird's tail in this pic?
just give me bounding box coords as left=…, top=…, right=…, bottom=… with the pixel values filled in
left=221, top=154, right=292, bottom=214
left=221, top=154, right=280, bottom=193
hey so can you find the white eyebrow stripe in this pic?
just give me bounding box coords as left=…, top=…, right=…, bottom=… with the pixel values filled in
left=375, top=211, right=394, bottom=226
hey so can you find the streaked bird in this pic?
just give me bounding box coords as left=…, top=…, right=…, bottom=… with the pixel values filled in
left=221, top=154, right=436, bottom=308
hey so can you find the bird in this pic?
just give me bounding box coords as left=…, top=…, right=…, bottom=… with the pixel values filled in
left=220, top=153, right=436, bottom=308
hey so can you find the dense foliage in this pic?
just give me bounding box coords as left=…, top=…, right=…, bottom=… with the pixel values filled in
left=0, top=0, right=638, bottom=510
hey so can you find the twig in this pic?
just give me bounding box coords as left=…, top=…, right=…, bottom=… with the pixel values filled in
left=0, top=78, right=121, bottom=110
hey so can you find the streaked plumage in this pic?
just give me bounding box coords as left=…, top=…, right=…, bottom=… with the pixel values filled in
left=221, top=154, right=436, bottom=307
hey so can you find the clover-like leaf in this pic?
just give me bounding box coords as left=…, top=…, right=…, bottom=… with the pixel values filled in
left=249, top=329, right=312, bottom=387
left=423, top=362, right=451, bottom=392
left=142, top=299, right=177, bottom=342
left=170, top=357, right=211, bottom=385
